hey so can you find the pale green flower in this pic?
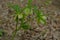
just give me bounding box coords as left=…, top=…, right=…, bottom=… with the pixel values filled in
left=18, top=14, right=23, bottom=19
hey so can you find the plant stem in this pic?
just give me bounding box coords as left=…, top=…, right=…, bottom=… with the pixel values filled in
left=12, top=20, right=18, bottom=40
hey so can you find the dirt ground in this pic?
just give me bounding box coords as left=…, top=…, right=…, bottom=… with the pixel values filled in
left=0, top=0, right=60, bottom=40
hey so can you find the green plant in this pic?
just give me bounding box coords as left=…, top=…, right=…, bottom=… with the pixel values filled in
left=8, top=0, right=47, bottom=40
left=45, top=0, right=52, bottom=5
left=0, top=29, right=4, bottom=37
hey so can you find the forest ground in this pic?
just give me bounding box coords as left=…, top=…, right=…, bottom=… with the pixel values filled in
left=0, top=0, right=60, bottom=40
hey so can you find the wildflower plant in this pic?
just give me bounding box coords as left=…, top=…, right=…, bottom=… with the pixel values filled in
left=8, top=0, right=47, bottom=40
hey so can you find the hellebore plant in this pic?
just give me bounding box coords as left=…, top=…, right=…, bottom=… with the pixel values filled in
left=8, top=0, right=47, bottom=40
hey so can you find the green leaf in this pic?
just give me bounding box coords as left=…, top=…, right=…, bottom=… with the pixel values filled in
left=0, top=29, right=4, bottom=37
left=21, top=22, right=30, bottom=30
left=34, top=8, right=46, bottom=24
left=40, top=17, right=46, bottom=24
left=45, top=0, right=51, bottom=5
left=8, top=3, right=21, bottom=14
left=28, top=0, right=32, bottom=3
left=33, top=6, right=38, bottom=13
left=27, top=0, right=33, bottom=8
left=12, top=5, right=21, bottom=14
